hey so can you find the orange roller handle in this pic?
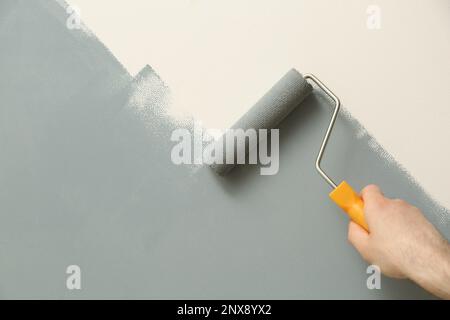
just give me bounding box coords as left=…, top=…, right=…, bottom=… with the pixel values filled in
left=329, top=181, right=369, bottom=232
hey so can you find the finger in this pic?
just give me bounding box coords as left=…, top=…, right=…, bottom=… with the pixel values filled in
left=348, top=221, right=371, bottom=262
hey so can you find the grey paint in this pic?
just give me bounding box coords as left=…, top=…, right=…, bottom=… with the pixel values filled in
left=0, top=0, right=448, bottom=299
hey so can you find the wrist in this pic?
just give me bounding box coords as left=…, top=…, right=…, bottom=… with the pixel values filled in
left=406, top=238, right=450, bottom=299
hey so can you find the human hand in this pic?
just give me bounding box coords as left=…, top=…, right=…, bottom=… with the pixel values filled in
left=347, top=185, right=450, bottom=298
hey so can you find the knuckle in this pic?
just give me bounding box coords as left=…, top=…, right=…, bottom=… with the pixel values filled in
left=363, top=184, right=379, bottom=193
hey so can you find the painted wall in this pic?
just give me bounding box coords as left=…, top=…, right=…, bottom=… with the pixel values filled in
left=66, top=0, right=450, bottom=210
left=0, top=0, right=448, bottom=299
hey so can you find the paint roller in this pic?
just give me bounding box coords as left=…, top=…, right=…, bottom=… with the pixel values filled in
left=211, top=69, right=369, bottom=231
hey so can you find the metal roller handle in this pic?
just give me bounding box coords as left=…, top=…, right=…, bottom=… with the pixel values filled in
left=305, top=73, right=369, bottom=231
left=304, top=73, right=340, bottom=189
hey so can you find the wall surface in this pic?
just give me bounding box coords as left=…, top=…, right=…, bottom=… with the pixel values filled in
left=0, top=0, right=448, bottom=299
left=66, top=0, right=450, bottom=210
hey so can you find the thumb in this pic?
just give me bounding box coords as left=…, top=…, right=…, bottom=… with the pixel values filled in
left=360, top=184, right=386, bottom=225
left=348, top=221, right=371, bottom=262
left=361, top=184, right=385, bottom=205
